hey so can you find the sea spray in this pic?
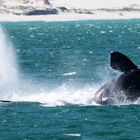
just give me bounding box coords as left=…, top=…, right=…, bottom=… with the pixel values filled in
left=0, top=27, right=129, bottom=106
left=0, top=27, right=19, bottom=96
left=0, top=26, right=100, bottom=106
left=0, top=23, right=136, bottom=107
left=8, top=83, right=99, bottom=107
left=0, top=29, right=99, bottom=106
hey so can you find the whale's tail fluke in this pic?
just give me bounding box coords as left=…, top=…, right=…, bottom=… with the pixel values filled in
left=110, top=51, right=138, bottom=73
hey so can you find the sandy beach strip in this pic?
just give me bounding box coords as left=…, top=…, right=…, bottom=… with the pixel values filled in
left=0, top=11, right=140, bottom=22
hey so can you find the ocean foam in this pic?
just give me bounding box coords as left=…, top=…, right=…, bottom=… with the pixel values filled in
left=0, top=83, right=99, bottom=107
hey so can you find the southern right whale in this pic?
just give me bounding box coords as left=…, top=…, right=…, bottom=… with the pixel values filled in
left=0, top=100, right=11, bottom=103
left=95, top=51, right=140, bottom=105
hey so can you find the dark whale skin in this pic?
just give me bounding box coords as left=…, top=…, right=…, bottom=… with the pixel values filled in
left=116, top=69, right=140, bottom=100
left=95, top=52, right=140, bottom=105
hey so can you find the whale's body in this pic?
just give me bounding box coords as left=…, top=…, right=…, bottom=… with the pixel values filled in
left=95, top=52, right=140, bottom=104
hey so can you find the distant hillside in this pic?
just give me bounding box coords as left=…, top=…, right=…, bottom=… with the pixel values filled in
left=0, top=0, right=53, bottom=15
left=0, top=0, right=140, bottom=15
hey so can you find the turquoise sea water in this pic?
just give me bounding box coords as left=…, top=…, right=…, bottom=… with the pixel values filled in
left=0, top=19, right=140, bottom=139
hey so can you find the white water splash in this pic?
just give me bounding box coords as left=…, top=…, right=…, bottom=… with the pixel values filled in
left=62, top=71, right=77, bottom=76
left=1, top=83, right=99, bottom=107
left=0, top=27, right=19, bottom=93
left=64, top=133, right=81, bottom=137
left=0, top=26, right=139, bottom=107
left=0, top=26, right=100, bottom=107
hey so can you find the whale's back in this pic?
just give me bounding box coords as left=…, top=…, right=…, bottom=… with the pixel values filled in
left=116, top=69, right=140, bottom=100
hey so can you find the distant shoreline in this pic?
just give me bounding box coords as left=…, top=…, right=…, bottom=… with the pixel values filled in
left=0, top=12, right=140, bottom=22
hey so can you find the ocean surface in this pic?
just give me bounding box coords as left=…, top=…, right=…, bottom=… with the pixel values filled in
left=0, top=19, right=140, bottom=139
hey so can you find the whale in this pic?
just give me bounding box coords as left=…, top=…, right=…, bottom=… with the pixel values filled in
left=0, top=100, right=11, bottom=103
left=95, top=51, right=140, bottom=105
